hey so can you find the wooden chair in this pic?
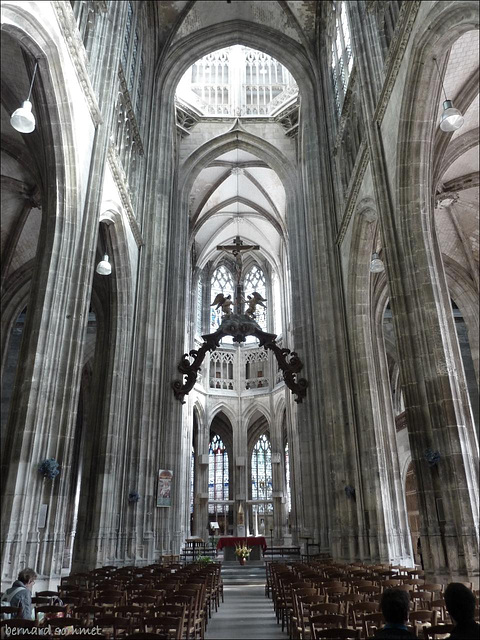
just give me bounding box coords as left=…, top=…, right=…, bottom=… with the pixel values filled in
left=430, top=598, right=447, bottom=623
left=350, top=601, right=379, bottom=630
left=361, top=612, right=384, bottom=637
left=72, top=603, right=105, bottom=625
left=309, top=630, right=360, bottom=640
left=112, top=605, right=145, bottom=634
left=67, top=589, right=93, bottom=605
left=309, top=613, right=347, bottom=639
left=295, top=596, right=328, bottom=640
left=356, top=585, right=381, bottom=600
left=34, top=604, right=69, bottom=622
left=410, top=591, right=434, bottom=610
left=143, top=615, right=184, bottom=640
left=164, top=594, right=195, bottom=640
left=423, top=623, right=455, bottom=639
left=95, top=615, right=130, bottom=638
left=35, top=590, right=59, bottom=599
left=45, top=618, right=86, bottom=638
left=409, top=609, right=436, bottom=635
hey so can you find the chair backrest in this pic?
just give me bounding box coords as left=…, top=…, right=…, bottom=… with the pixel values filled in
left=35, top=590, right=59, bottom=598
left=351, top=601, right=378, bottom=627
left=423, top=583, right=443, bottom=594
left=409, top=609, right=435, bottom=623
left=310, top=603, right=341, bottom=615
left=310, top=630, right=361, bottom=639
left=143, top=615, right=184, bottom=640
left=96, top=614, right=130, bottom=638
left=423, top=623, right=454, bottom=639
left=310, top=613, right=347, bottom=640
left=35, top=605, right=68, bottom=620
left=362, top=612, right=384, bottom=637
left=73, top=604, right=105, bottom=622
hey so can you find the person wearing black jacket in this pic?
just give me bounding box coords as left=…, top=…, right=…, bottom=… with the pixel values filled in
left=444, top=582, right=480, bottom=640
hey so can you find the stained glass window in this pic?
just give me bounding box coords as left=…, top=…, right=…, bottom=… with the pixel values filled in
left=208, top=435, right=229, bottom=514
left=331, top=1, right=354, bottom=114
left=210, top=266, right=234, bottom=331
left=190, top=446, right=195, bottom=514
left=196, top=277, right=203, bottom=336
left=252, top=434, right=273, bottom=504
left=244, top=265, right=267, bottom=332
left=285, top=443, right=291, bottom=513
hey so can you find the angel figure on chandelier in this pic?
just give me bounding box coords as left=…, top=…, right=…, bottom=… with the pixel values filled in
left=245, top=291, right=267, bottom=317
left=211, top=293, right=233, bottom=316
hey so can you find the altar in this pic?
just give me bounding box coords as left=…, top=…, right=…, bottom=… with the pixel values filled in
left=216, top=536, right=267, bottom=561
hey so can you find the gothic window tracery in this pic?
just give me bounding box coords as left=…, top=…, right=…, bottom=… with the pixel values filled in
left=331, top=1, right=354, bottom=113
left=209, top=435, right=229, bottom=517
left=210, top=265, right=234, bottom=331
left=244, top=264, right=267, bottom=332
left=285, top=442, right=291, bottom=513
left=252, top=434, right=273, bottom=511
left=120, top=0, right=144, bottom=118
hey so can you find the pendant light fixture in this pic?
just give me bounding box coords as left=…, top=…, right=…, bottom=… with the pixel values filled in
left=10, top=61, right=38, bottom=134
left=433, top=57, right=464, bottom=133
left=370, top=252, right=385, bottom=273
left=96, top=254, right=112, bottom=276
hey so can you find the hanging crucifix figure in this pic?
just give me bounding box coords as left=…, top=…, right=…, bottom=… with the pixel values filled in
left=216, top=235, right=259, bottom=314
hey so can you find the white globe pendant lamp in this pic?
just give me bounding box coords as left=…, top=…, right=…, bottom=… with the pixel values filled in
left=433, top=57, right=464, bottom=133
left=10, top=61, right=38, bottom=134
left=96, top=254, right=112, bottom=276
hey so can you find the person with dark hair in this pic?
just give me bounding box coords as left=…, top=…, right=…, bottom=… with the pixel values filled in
left=444, top=582, right=480, bottom=640
left=1, top=567, right=37, bottom=619
left=374, top=589, right=416, bottom=639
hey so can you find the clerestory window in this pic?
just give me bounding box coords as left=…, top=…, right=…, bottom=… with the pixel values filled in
left=121, top=0, right=144, bottom=118
left=209, top=435, right=229, bottom=512
left=331, top=1, right=354, bottom=114
left=210, top=265, right=234, bottom=332
left=251, top=434, right=273, bottom=504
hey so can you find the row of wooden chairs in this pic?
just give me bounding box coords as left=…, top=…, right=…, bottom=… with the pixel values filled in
left=1, top=561, right=223, bottom=640
left=266, top=560, right=477, bottom=640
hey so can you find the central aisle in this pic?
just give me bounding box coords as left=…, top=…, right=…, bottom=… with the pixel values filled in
left=205, top=562, right=285, bottom=640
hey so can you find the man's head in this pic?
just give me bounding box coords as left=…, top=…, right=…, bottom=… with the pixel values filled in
left=18, top=568, right=37, bottom=590
left=380, top=588, right=410, bottom=624
left=444, top=583, right=476, bottom=623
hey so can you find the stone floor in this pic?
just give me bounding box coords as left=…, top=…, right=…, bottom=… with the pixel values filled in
left=205, top=561, right=285, bottom=639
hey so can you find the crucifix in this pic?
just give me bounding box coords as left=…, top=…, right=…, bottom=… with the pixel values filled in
left=216, top=235, right=259, bottom=314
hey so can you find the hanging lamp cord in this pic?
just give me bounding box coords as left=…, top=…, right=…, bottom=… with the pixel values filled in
left=26, top=61, right=39, bottom=102
left=433, top=57, right=448, bottom=102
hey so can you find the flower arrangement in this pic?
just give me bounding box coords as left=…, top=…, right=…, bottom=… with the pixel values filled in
left=234, top=543, right=252, bottom=559
left=38, top=458, right=60, bottom=480
left=128, top=491, right=140, bottom=503
left=196, top=556, right=214, bottom=566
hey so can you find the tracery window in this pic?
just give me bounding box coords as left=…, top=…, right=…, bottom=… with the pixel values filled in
left=251, top=434, right=273, bottom=507
left=120, top=0, right=144, bottom=118
left=210, top=266, right=234, bottom=331
left=177, top=45, right=297, bottom=117
left=196, top=277, right=203, bottom=336
left=331, top=1, right=354, bottom=114
left=190, top=446, right=195, bottom=515
left=285, top=443, right=291, bottom=513
left=244, top=265, right=267, bottom=332
left=208, top=435, right=229, bottom=514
